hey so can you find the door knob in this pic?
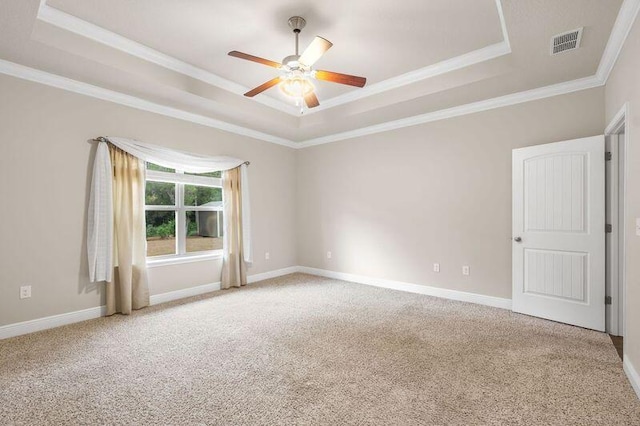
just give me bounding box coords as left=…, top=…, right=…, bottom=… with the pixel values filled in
left=514, top=237, right=522, bottom=242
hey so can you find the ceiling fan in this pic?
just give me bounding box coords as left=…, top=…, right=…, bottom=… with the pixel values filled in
left=228, top=16, right=367, bottom=111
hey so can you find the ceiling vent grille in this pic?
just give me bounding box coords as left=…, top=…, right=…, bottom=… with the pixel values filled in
left=551, top=28, right=583, bottom=55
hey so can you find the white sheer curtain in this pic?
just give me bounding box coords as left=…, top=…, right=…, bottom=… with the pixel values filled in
left=87, top=136, right=253, bottom=290
left=107, top=137, right=245, bottom=173
left=87, top=142, right=113, bottom=282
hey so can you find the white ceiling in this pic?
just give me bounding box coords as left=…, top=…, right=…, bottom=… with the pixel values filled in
left=0, top=0, right=628, bottom=145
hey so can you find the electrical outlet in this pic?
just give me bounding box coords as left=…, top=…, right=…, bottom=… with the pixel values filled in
left=20, top=285, right=31, bottom=299
left=327, top=251, right=332, bottom=259
left=433, top=263, right=440, bottom=273
left=462, top=266, right=470, bottom=276
left=265, top=252, right=270, bottom=260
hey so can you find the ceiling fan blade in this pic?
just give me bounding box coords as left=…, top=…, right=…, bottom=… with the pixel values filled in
left=314, top=70, right=367, bottom=87
left=244, top=77, right=282, bottom=97
left=304, top=92, right=320, bottom=108
left=228, top=51, right=282, bottom=68
left=298, top=36, right=333, bottom=67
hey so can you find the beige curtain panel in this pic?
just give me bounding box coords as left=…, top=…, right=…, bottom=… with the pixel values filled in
left=105, top=146, right=150, bottom=315
left=221, top=166, right=247, bottom=289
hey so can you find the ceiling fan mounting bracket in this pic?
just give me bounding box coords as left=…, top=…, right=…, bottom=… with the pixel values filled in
left=287, top=16, right=306, bottom=33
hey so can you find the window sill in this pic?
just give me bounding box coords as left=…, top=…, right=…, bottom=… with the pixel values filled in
left=146, top=251, right=223, bottom=268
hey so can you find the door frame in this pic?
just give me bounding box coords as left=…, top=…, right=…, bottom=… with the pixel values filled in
left=605, top=103, right=628, bottom=337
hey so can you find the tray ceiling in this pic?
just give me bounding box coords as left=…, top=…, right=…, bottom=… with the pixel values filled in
left=0, top=0, right=630, bottom=145
left=48, top=0, right=504, bottom=102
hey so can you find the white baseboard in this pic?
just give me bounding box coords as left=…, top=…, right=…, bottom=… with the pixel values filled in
left=0, top=266, right=297, bottom=340
left=247, top=266, right=300, bottom=283
left=148, top=266, right=300, bottom=305
left=149, top=282, right=221, bottom=305
left=623, top=354, right=640, bottom=400
left=0, top=306, right=107, bottom=340
left=297, top=266, right=512, bottom=310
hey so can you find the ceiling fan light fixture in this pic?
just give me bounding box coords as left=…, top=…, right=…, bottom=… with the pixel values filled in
left=279, top=75, right=315, bottom=98
left=228, top=16, right=366, bottom=108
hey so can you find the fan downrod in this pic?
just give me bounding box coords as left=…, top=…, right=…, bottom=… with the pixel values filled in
left=286, top=16, right=306, bottom=59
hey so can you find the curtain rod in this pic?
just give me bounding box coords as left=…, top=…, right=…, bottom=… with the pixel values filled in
left=91, top=137, right=250, bottom=166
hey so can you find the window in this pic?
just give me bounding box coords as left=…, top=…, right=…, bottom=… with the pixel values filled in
left=145, top=163, right=223, bottom=260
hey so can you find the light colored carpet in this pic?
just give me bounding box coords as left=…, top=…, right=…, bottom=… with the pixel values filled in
left=1, top=273, right=639, bottom=425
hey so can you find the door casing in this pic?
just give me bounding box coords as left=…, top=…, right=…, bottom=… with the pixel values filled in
left=605, top=103, right=628, bottom=337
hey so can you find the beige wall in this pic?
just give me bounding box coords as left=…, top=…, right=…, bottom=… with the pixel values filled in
left=0, top=74, right=297, bottom=327
left=296, top=88, right=605, bottom=300
left=0, top=59, right=621, bottom=342
left=605, top=13, right=640, bottom=374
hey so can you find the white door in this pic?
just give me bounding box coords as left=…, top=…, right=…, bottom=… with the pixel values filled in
left=512, top=136, right=605, bottom=331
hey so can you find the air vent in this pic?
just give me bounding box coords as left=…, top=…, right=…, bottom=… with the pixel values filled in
left=551, top=28, right=583, bottom=55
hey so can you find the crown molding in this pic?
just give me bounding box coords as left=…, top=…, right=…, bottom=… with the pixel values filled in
left=36, top=0, right=510, bottom=117
left=0, top=59, right=607, bottom=150
left=297, top=75, right=604, bottom=148
left=0, top=59, right=297, bottom=148
left=596, top=0, right=640, bottom=83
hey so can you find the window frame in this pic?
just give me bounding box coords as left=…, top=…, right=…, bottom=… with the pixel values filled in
left=145, top=167, right=224, bottom=267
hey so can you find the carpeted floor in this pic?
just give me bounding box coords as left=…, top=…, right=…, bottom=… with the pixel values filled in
left=1, top=273, right=639, bottom=425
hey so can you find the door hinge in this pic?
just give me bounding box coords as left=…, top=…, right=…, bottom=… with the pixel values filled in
left=605, top=296, right=612, bottom=305
left=606, top=224, right=613, bottom=233
left=606, top=151, right=612, bottom=161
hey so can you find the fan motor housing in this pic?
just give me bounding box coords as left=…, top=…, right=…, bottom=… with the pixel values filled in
left=282, top=55, right=302, bottom=69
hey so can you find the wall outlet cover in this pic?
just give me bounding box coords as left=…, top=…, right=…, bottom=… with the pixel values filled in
left=20, top=285, right=32, bottom=299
